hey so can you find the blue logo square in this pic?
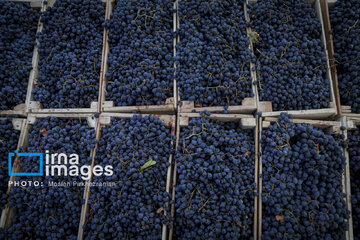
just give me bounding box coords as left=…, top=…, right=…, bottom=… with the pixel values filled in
left=8, top=151, right=43, bottom=176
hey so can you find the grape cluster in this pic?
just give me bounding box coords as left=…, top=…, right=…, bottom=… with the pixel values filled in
left=32, top=0, right=104, bottom=108
left=84, top=115, right=173, bottom=239
left=329, top=0, right=360, bottom=113
left=348, top=127, right=360, bottom=239
left=0, top=1, right=39, bottom=110
left=260, top=113, right=349, bottom=239
left=174, top=118, right=255, bottom=239
left=177, top=0, right=253, bottom=107
left=105, top=0, right=174, bottom=106
left=6, top=117, right=96, bottom=240
left=250, top=0, right=330, bottom=111
left=0, top=119, right=20, bottom=211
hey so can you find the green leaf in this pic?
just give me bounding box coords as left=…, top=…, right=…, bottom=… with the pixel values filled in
left=139, top=158, right=156, bottom=171
left=248, top=31, right=260, bottom=44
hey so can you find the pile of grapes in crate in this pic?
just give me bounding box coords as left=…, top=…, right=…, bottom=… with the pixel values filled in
left=329, top=0, right=360, bottom=114
left=0, top=0, right=39, bottom=111
left=175, top=117, right=255, bottom=239
left=260, top=114, right=349, bottom=239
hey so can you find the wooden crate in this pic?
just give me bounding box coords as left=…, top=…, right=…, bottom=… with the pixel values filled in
left=0, top=113, right=97, bottom=234
left=257, top=117, right=354, bottom=240
left=99, top=0, right=176, bottom=114
left=321, top=0, right=360, bottom=119
left=177, top=1, right=258, bottom=114
left=0, top=0, right=42, bottom=117
left=77, top=113, right=176, bottom=240
left=24, top=0, right=106, bottom=114
left=248, top=0, right=338, bottom=119
left=169, top=113, right=259, bottom=240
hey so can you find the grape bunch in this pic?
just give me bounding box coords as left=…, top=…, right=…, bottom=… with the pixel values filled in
left=177, top=0, right=253, bottom=107
left=174, top=118, right=255, bottom=239
left=33, top=0, right=104, bottom=108
left=84, top=115, right=173, bottom=239
left=260, top=113, right=349, bottom=239
left=6, top=117, right=96, bottom=240
left=329, top=0, right=360, bottom=113
left=0, top=0, right=39, bottom=110
left=105, top=0, right=174, bottom=106
left=249, top=0, right=330, bottom=111
left=0, top=119, right=21, bottom=212
left=348, top=127, right=360, bottom=239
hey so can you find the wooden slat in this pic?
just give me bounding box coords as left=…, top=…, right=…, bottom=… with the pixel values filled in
left=261, top=108, right=337, bottom=119
left=320, top=0, right=342, bottom=117
left=77, top=120, right=101, bottom=240
left=100, top=113, right=175, bottom=128
left=315, top=0, right=337, bottom=112
left=253, top=116, right=260, bottom=240
left=169, top=110, right=180, bottom=240
left=103, top=99, right=175, bottom=114
left=28, top=102, right=98, bottom=114
left=99, top=0, right=112, bottom=112
left=245, top=1, right=260, bottom=115
left=179, top=113, right=256, bottom=127
left=8, top=0, right=41, bottom=7
left=173, top=0, right=179, bottom=108
left=179, top=98, right=256, bottom=114
left=264, top=117, right=342, bottom=130
left=258, top=118, right=263, bottom=240
left=163, top=118, right=176, bottom=240
left=0, top=104, right=26, bottom=116
left=340, top=117, right=354, bottom=240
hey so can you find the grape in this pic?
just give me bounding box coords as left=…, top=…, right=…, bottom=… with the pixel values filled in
left=261, top=113, right=349, bottom=239
left=348, top=127, right=360, bottom=239
left=250, top=0, right=330, bottom=111
left=174, top=117, right=255, bottom=239
left=0, top=1, right=39, bottom=110
left=177, top=0, right=253, bottom=107
left=105, top=0, right=174, bottom=106
left=84, top=115, right=173, bottom=239
left=329, top=0, right=360, bottom=113
left=32, top=0, right=104, bottom=108
left=0, top=119, right=21, bottom=212
left=6, top=117, right=96, bottom=240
